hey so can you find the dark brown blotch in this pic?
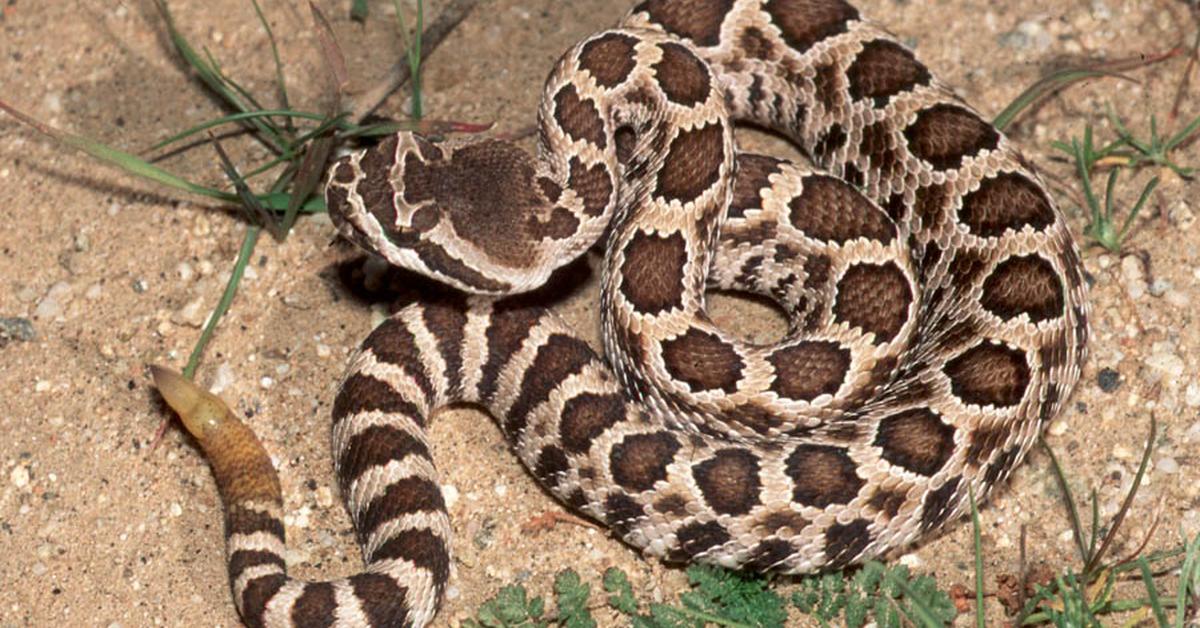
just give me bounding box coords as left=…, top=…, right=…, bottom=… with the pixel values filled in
left=730, top=156, right=783, bottom=218
left=785, top=444, right=864, bottom=507
left=421, top=296, right=468, bottom=397
left=983, top=445, right=1023, bottom=486
left=867, top=487, right=907, bottom=519
left=692, top=448, right=762, bottom=515
left=567, top=157, right=613, bottom=217
left=479, top=300, right=544, bottom=402
left=964, top=425, right=1010, bottom=468
left=351, top=572, right=413, bottom=628
left=764, top=0, right=859, bottom=53
left=672, top=520, right=731, bottom=560
left=812, top=123, right=847, bottom=160
left=526, top=206, right=581, bottom=241
left=370, top=527, right=451, bottom=586
left=609, top=431, right=681, bottom=492
left=413, top=239, right=513, bottom=293
left=920, top=476, right=962, bottom=531
left=655, top=122, right=727, bottom=204
left=980, top=254, right=1064, bottom=323
left=959, top=171, right=1056, bottom=237
left=560, top=392, right=627, bottom=453
left=554, top=84, right=606, bottom=148
left=604, top=492, right=646, bottom=534
left=944, top=342, right=1031, bottom=408
left=358, top=319, right=434, bottom=402
left=823, top=518, right=872, bottom=569
left=619, top=230, right=688, bottom=315
left=578, top=32, right=639, bottom=88
left=654, top=42, right=712, bottom=106
left=660, top=327, right=744, bottom=393
left=745, top=538, right=795, bottom=571
left=534, top=446, right=570, bottom=486
left=240, top=574, right=287, bottom=628
left=740, top=27, right=775, bottom=59
left=505, top=334, right=596, bottom=436
left=291, top=583, right=337, bottom=627
left=337, top=425, right=431, bottom=499
left=904, top=103, right=1000, bottom=171
left=358, top=477, right=445, bottom=540
left=768, top=341, right=851, bottom=401
left=635, top=0, right=735, bottom=47
left=833, top=262, right=912, bottom=343
left=846, top=39, right=932, bottom=107
left=874, top=408, right=956, bottom=476
left=789, top=175, right=895, bottom=244
left=333, top=373, right=424, bottom=427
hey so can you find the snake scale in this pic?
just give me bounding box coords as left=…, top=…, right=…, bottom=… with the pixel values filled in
left=154, top=0, right=1090, bottom=626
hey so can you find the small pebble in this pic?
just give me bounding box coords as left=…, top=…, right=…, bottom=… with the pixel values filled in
left=315, top=486, right=334, bottom=509
left=1121, top=256, right=1146, bottom=300
left=1185, top=383, right=1200, bottom=407
left=34, top=282, right=73, bottom=319
left=169, top=503, right=183, bottom=517
left=85, top=283, right=103, bottom=300
left=10, top=465, right=30, bottom=488
left=1144, top=349, right=1185, bottom=382
left=260, top=376, right=275, bottom=389
left=1156, top=457, right=1180, bottom=474
left=443, top=484, right=460, bottom=508
left=0, top=317, right=37, bottom=345
left=1096, top=368, right=1121, bottom=392
left=1186, top=421, right=1200, bottom=443
left=176, top=262, right=195, bottom=282
left=171, top=298, right=206, bottom=328
left=1148, top=279, right=1171, bottom=297
left=209, top=363, right=235, bottom=394
left=131, top=279, right=148, bottom=293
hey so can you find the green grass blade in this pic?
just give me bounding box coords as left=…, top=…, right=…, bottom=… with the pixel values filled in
left=148, top=110, right=327, bottom=152
left=1138, top=558, right=1169, bottom=627
left=182, top=225, right=261, bottom=378
left=993, top=69, right=1129, bottom=131
left=1163, top=111, right=1200, bottom=152
left=1084, top=416, right=1156, bottom=576
left=0, top=99, right=236, bottom=201
left=1176, top=534, right=1200, bottom=628
left=1115, top=176, right=1159, bottom=244
left=970, top=486, right=985, bottom=628
left=250, top=0, right=295, bottom=134
left=1042, top=438, right=1091, bottom=565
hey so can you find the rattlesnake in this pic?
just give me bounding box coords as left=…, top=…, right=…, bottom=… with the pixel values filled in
left=155, top=0, right=1090, bottom=626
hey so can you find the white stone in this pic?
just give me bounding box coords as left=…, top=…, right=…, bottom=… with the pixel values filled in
left=443, top=484, right=460, bottom=508
left=10, top=465, right=30, bottom=489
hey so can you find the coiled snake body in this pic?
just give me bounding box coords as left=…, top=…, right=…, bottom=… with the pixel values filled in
left=157, top=1, right=1089, bottom=626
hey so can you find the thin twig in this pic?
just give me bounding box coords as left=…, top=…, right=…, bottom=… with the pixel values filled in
left=350, top=0, right=479, bottom=124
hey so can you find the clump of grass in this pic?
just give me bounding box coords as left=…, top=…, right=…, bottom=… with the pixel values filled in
left=990, top=44, right=1199, bottom=254
left=1006, top=416, right=1198, bottom=625
left=791, top=560, right=957, bottom=627
left=0, top=0, right=477, bottom=389
left=1051, top=123, right=1161, bottom=255
left=466, top=565, right=788, bottom=628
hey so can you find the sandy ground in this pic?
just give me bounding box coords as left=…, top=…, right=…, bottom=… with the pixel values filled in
left=1, top=0, right=1198, bottom=626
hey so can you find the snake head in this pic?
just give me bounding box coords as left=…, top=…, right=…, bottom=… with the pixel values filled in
left=326, top=132, right=595, bottom=295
